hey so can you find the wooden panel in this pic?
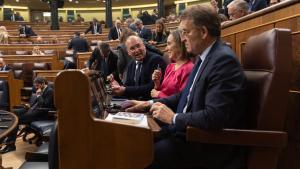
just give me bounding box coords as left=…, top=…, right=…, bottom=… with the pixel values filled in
left=275, top=16, right=300, bottom=32
left=221, top=34, right=236, bottom=54
left=77, top=52, right=92, bottom=69
left=235, top=24, right=274, bottom=64
left=33, top=70, right=61, bottom=82
left=290, top=32, right=300, bottom=91
left=55, top=71, right=153, bottom=169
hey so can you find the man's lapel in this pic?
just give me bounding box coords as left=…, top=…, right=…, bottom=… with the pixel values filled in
left=186, top=41, right=220, bottom=109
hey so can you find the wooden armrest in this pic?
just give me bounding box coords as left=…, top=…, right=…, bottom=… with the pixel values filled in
left=186, top=127, right=287, bottom=148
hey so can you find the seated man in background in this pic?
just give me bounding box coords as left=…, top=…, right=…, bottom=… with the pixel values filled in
left=19, top=24, right=37, bottom=38
left=88, top=41, right=121, bottom=83
left=0, top=58, right=10, bottom=71
left=0, top=77, right=55, bottom=154
left=76, top=14, right=85, bottom=23
left=108, top=19, right=122, bottom=40
left=226, top=0, right=249, bottom=21
left=85, top=18, right=102, bottom=35
left=111, top=35, right=166, bottom=100
left=135, top=19, right=152, bottom=42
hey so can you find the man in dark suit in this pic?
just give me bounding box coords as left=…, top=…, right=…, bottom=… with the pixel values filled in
left=67, top=32, right=89, bottom=53
left=0, top=58, right=10, bottom=71
left=19, top=24, right=37, bottom=38
left=134, top=19, right=152, bottom=42
left=88, top=41, right=121, bottom=83
left=85, top=18, right=102, bottom=34
left=0, top=77, right=55, bottom=154
left=249, top=0, right=267, bottom=12
left=227, top=0, right=249, bottom=20
left=126, top=5, right=247, bottom=169
left=108, top=19, right=122, bottom=40
left=65, top=32, right=89, bottom=69
left=111, top=36, right=166, bottom=100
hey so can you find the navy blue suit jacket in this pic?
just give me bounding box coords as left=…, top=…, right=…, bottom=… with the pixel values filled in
left=138, top=27, right=152, bottom=42
left=250, top=0, right=267, bottom=12
left=157, top=40, right=247, bottom=168
left=124, top=51, right=166, bottom=100
left=108, top=26, right=121, bottom=40
left=85, top=23, right=102, bottom=34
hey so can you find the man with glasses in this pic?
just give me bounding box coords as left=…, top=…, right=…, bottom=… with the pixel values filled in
left=227, top=0, right=249, bottom=20
left=111, top=35, right=166, bottom=100
left=126, top=5, right=247, bottom=169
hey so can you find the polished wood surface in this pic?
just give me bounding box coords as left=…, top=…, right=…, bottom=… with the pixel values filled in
left=55, top=70, right=153, bottom=169
left=0, top=71, right=23, bottom=111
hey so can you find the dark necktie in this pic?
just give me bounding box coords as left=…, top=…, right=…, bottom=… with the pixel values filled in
left=176, top=58, right=202, bottom=114
left=135, top=62, right=142, bottom=86
left=100, top=57, right=109, bottom=76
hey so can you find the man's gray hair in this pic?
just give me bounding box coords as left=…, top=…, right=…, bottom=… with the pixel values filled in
left=134, top=18, right=143, bottom=25
left=228, top=0, right=250, bottom=13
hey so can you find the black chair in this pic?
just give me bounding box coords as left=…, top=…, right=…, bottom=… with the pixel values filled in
left=19, top=121, right=58, bottom=169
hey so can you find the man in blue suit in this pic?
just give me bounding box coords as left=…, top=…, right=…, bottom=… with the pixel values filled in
left=249, top=0, right=267, bottom=12
left=127, top=5, right=247, bottom=169
left=135, top=19, right=152, bottom=42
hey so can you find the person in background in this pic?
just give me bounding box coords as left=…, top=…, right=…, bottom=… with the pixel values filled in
left=88, top=41, right=121, bottom=83
left=149, top=19, right=168, bottom=45
left=108, top=19, right=122, bottom=40
left=0, top=77, right=55, bottom=154
left=111, top=36, right=166, bottom=100
left=134, top=19, right=152, bottom=42
left=151, top=9, right=159, bottom=22
left=0, top=58, right=10, bottom=71
left=11, top=11, right=24, bottom=21
left=222, top=0, right=249, bottom=25
left=124, top=17, right=137, bottom=32
left=249, top=0, right=268, bottom=12
left=85, top=18, right=102, bottom=34
left=65, top=32, right=89, bottom=69
left=76, top=14, right=85, bottom=23
left=117, top=28, right=136, bottom=82
left=151, top=30, right=194, bottom=98
left=19, top=24, right=37, bottom=38
left=0, top=26, right=9, bottom=44
left=59, top=16, right=64, bottom=22
left=32, top=46, right=45, bottom=55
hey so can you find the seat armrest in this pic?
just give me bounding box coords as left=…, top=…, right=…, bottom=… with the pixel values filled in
left=186, top=127, right=287, bottom=148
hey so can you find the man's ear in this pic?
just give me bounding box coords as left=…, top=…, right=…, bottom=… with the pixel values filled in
left=200, top=26, right=209, bottom=40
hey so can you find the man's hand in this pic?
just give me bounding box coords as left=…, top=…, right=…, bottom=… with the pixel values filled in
left=111, top=84, right=125, bottom=96
left=125, top=100, right=151, bottom=112
left=150, top=102, right=174, bottom=124
left=36, top=88, right=42, bottom=97
left=151, top=89, right=160, bottom=98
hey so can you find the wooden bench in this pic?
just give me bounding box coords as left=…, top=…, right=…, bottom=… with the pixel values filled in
left=77, top=52, right=92, bottom=69
left=33, top=70, right=62, bottom=82
left=0, top=71, right=23, bottom=111
left=1, top=55, right=62, bottom=70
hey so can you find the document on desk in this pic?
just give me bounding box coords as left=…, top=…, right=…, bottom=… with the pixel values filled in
left=105, top=112, right=149, bottom=128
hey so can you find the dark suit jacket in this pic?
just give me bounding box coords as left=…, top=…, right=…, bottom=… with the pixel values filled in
left=124, top=51, right=166, bottom=100
left=67, top=37, right=89, bottom=53
left=85, top=23, right=102, bottom=34
left=250, top=0, right=267, bottom=12
left=36, top=86, right=55, bottom=109
left=19, top=26, right=37, bottom=37
left=88, top=48, right=121, bottom=83
left=108, top=26, right=121, bottom=40
left=0, top=65, right=10, bottom=71
left=138, top=27, right=152, bottom=42
left=157, top=40, right=247, bottom=169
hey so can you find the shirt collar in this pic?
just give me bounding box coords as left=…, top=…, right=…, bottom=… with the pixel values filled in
left=198, top=40, right=216, bottom=62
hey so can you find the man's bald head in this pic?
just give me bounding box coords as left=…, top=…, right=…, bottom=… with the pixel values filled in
left=125, top=36, right=146, bottom=61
